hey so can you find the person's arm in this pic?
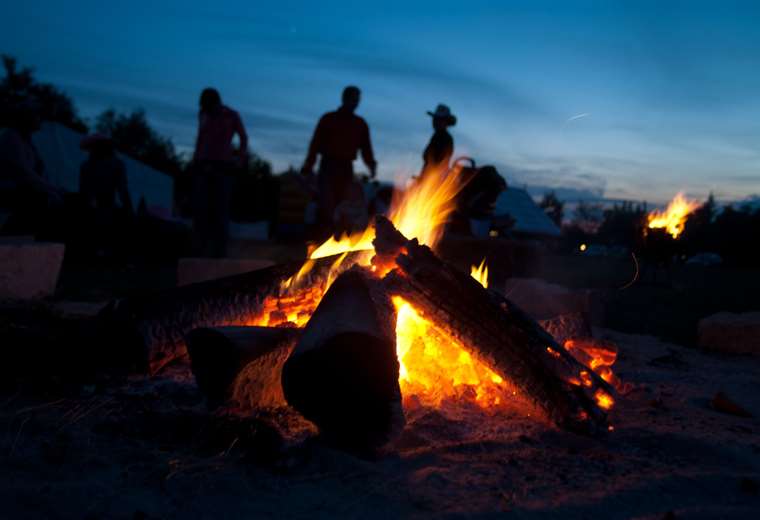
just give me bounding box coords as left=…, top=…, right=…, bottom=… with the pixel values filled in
left=234, top=111, right=248, bottom=167
left=359, top=119, right=377, bottom=178
left=116, top=160, right=134, bottom=214
left=302, top=115, right=326, bottom=175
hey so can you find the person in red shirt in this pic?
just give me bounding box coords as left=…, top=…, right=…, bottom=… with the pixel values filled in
left=301, top=86, right=376, bottom=238
left=191, top=88, right=248, bottom=257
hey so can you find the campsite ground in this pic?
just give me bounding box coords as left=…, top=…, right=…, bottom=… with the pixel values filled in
left=2, top=241, right=759, bottom=518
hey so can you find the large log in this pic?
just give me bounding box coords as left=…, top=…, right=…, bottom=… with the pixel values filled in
left=282, top=266, right=404, bottom=454
left=375, top=216, right=614, bottom=434
left=97, top=252, right=362, bottom=374
left=186, top=326, right=301, bottom=410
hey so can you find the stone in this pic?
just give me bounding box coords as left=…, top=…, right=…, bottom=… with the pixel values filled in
left=503, top=278, right=591, bottom=320
left=0, top=241, right=65, bottom=300
left=177, top=257, right=275, bottom=286
left=698, top=312, right=760, bottom=354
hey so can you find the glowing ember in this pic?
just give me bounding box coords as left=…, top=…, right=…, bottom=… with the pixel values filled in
left=646, top=192, right=700, bottom=239
left=393, top=296, right=507, bottom=408
left=594, top=389, right=615, bottom=410
left=565, top=338, right=624, bottom=392
left=470, top=259, right=489, bottom=288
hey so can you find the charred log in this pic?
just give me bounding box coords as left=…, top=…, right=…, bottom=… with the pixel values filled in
left=282, top=266, right=404, bottom=454
left=375, top=216, right=614, bottom=434
left=97, top=252, right=362, bottom=375
left=186, top=326, right=301, bottom=410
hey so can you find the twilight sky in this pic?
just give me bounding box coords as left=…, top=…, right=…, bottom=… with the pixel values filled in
left=2, top=0, right=759, bottom=203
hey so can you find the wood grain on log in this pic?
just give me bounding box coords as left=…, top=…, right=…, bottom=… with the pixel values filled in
left=186, top=326, right=301, bottom=410
left=282, top=266, right=404, bottom=453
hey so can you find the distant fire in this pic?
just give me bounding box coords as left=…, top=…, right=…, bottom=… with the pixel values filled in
left=646, top=192, right=700, bottom=239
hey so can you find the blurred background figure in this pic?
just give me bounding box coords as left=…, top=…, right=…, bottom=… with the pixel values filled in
left=333, top=180, right=369, bottom=237
left=79, top=133, right=133, bottom=258
left=191, top=87, right=248, bottom=257
left=0, top=101, right=63, bottom=235
left=301, top=85, right=377, bottom=240
left=421, top=103, right=456, bottom=179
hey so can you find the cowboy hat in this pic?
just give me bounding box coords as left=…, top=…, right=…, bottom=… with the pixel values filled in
left=426, top=104, right=457, bottom=126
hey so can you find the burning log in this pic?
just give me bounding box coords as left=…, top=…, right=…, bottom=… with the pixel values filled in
left=281, top=266, right=404, bottom=454
left=186, top=326, right=300, bottom=410
left=97, top=252, right=362, bottom=374
left=375, top=216, right=615, bottom=434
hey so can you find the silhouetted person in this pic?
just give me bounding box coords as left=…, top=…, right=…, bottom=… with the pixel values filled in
left=0, top=101, right=63, bottom=234
left=77, top=134, right=133, bottom=258
left=421, top=104, right=456, bottom=177
left=191, top=88, right=248, bottom=257
left=79, top=134, right=133, bottom=214
left=301, top=86, right=376, bottom=238
left=333, top=180, right=369, bottom=237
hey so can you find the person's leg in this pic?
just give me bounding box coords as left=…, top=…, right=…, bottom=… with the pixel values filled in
left=316, top=170, right=336, bottom=241
left=192, top=164, right=212, bottom=256
left=214, top=169, right=233, bottom=258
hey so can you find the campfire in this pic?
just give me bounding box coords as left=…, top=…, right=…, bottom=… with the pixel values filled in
left=104, top=164, right=622, bottom=453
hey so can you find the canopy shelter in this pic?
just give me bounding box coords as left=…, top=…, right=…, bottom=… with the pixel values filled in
left=32, top=122, right=174, bottom=215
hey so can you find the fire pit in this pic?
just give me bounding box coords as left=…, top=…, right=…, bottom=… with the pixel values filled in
left=101, top=165, right=622, bottom=453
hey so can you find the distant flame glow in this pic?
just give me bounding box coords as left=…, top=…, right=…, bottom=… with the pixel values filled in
left=647, top=192, right=700, bottom=239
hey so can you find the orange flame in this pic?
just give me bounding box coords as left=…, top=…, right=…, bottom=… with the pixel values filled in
left=647, top=192, right=700, bottom=239
left=246, top=164, right=617, bottom=416
left=394, top=296, right=507, bottom=408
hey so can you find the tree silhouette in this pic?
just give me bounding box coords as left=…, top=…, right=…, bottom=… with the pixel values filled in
left=0, top=55, right=87, bottom=131
left=538, top=191, right=564, bottom=226
left=95, top=109, right=182, bottom=176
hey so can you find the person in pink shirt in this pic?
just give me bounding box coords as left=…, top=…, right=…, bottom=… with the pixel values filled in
left=191, top=88, right=248, bottom=257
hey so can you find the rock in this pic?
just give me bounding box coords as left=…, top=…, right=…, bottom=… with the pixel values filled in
left=503, top=278, right=592, bottom=321
left=177, top=257, right=275, bottom=286
left=697, top=312, right=760, bottom=354
left=538, top=312, right=592, bottom=346
left=711, top=392, right=753, bottom=418
left=0, top=240, right=65, bottom=299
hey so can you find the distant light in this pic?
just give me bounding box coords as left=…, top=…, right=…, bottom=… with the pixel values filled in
left=580, top=243, right=587, bottom=252
left=489, top=230, right=499, bottom=237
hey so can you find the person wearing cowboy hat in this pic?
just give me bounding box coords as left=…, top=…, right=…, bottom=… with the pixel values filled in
left=79, top=133, right=133, bottom=215
left=421, top=103, right=457, bottom=177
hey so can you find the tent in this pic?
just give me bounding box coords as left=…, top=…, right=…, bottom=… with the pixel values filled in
left=32, top=122, right=174, bottom=213
left=492, top=187, right=561, bottom=237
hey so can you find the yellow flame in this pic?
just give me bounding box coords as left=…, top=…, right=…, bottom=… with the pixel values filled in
left=304, top=163, right=466, bottom=263
left=647, top=192, right=700, bottom=239
left=393, top=296, right=507, bottom=407
left=470, top=259, right=489, bottom=288
left=388, top=164, right=464, bottom=250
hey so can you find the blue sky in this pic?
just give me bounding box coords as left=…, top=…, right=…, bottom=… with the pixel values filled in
left=2, top=0, right=759, bottom=203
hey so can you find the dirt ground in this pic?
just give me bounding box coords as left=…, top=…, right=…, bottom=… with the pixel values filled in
left=1, top=325, right=758, bottom=519
left=3, top=246, right=759, bottom=518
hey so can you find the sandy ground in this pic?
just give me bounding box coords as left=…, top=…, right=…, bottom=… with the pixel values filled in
left=1, top=328, right=759, bottom=519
